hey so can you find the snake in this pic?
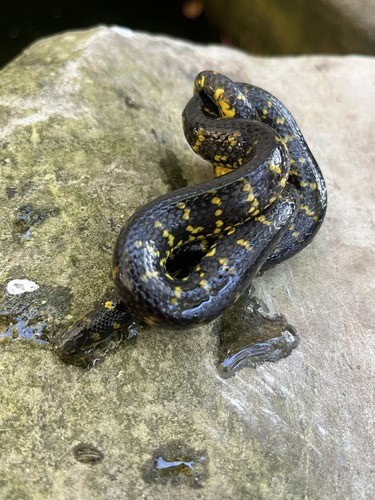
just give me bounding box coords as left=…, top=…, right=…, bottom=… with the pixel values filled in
left=55, top=71, right=327, bottom=360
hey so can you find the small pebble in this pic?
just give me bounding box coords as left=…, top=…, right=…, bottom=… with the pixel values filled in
left=6, top=279, right=39, bottom=295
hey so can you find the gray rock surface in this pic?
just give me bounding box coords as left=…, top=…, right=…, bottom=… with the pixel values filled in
left=0, top=26, right=374, bottom=499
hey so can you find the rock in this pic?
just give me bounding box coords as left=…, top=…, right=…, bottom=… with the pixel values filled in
left=0, top=26, right=374, bottom=499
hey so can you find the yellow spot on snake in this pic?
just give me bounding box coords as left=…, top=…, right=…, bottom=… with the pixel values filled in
left=170, top=297, right=178, bottom=306
left=142, top=270, right=159, bottom=282
left=200, top=279, right=207, bottom=287
left=113, top=322, right=121, bottom=330
left=174, top=286, right=182, bottom=298
left=276, top=117, right=285, bottom=125
left=182, top=208, right=191, bottom=220
left=206, top=247, right=216, bottom=257
left=154, top=221, right=163, bottom=228
left=219, top=258, right=228, bottom=266
left=177, top=202, right=186, bottom=210
left=214, top=88, right=224, bottom=99
left=215, top=209, right=223, bottom=216
left=279, top=177, right=287, bottom=187
left=215, top=220, right=224, bottom=227
left=213, top=91, right=236, bottom=118
left=255, top=215, right=272, bottom=226
left=105, top=301, right=115, bottom=310
left=186, top=225, right=204, bottom=234
left=162, top=229, right=175, bottom=246
left=144, top=315, right=159, bottom=326
left=283, top=134, right=295, bottom=143
left=228, top=134, right=238, bottom=146
left=214, top=228, right=221, bottom=234
left=219, top=102, right=235, bottom=118
left=310, top=182, right=317, bottom=190
left=269, top=163, right=282, bottom=174
left=300, top=205, right=317, bottom=221
left=275, top=136, right=286, bottom=145
left=211, top=197, right=221, bottom=205
left=215, top=165, right=232, bottom=177
left=299, top=157, right=306, bottom=164
left=214, top=155, right=228, bottom=162
left=135, top=240, right=143, bottom=249
left=236, top=239, right=252, bottom=250
left=301, top=205, right=313, bottom=215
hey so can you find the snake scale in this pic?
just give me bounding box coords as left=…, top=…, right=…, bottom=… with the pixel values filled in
left=56, top=71, right=327, bottom=359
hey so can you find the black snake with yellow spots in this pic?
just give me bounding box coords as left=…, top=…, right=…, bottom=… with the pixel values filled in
left=56, top=71, right=327, bottom=358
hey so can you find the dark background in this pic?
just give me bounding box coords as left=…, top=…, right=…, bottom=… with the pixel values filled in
left=0, top=1, right=220, bottom=68
left=1, top=0, right=374, bottom=69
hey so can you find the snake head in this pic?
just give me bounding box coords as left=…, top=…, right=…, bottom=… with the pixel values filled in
left=194, top=70, right=258, bottom=120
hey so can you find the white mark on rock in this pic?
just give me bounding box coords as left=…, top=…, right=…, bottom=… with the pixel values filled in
left=317, top=424, right=328, bottom=438
left=110, top=26, right=134, bottom=38
left=6, top=279, right=39, bottom=295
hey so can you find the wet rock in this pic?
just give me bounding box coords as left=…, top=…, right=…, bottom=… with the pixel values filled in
left=217, top=291, right=299, bottom=376
left=141, top=441, right=208, bottom=489
left=73, top=443, right=105, bottom=464
left=0, top=26, right=374, bottom=499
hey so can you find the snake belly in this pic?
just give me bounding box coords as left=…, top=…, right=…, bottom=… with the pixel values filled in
left=58, top=70, right=327, bottom=354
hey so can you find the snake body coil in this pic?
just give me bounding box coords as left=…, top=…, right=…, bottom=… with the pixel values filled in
left=58, top=71, right=327, bottom=356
